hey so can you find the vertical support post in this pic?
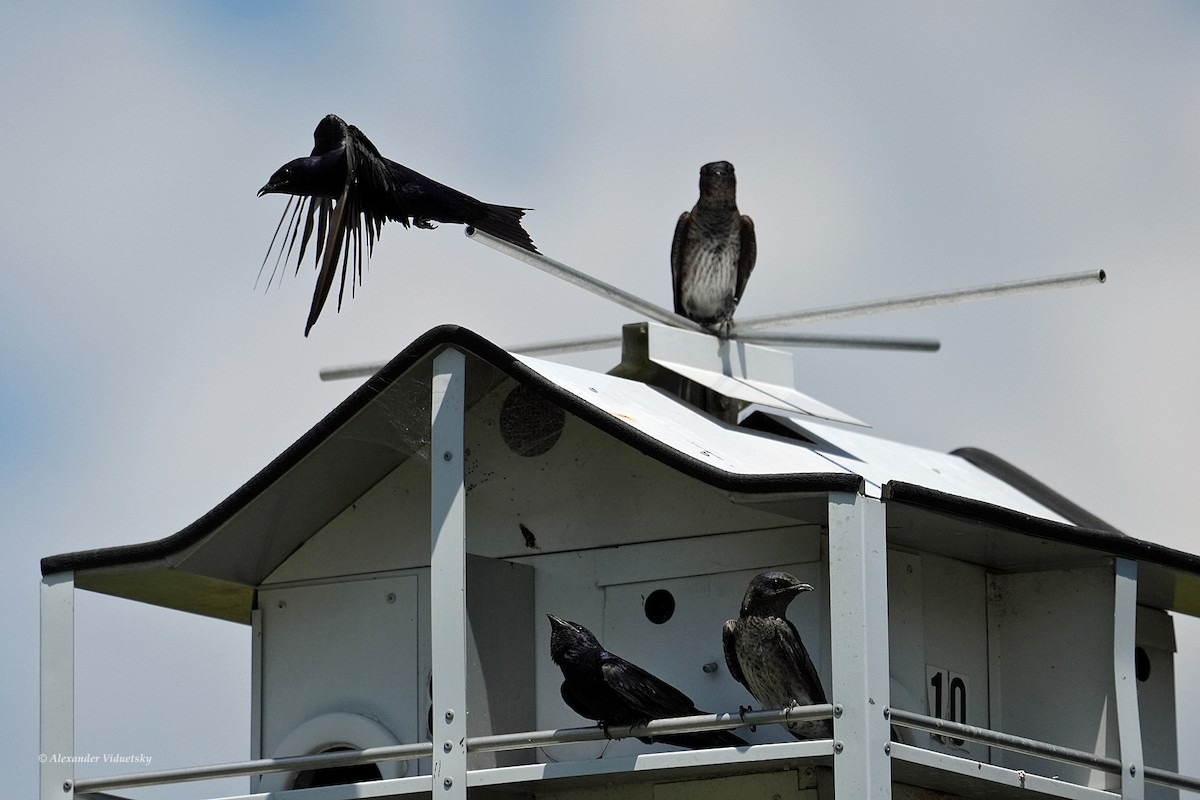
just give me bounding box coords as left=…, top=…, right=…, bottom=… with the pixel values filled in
left=430, top=348, right=467, bottom=800
left=1113, top=558, right=1143, bottom=799
left=40, top=571, right=75, bottom=800
left=828, top=492, right=891, bottom=800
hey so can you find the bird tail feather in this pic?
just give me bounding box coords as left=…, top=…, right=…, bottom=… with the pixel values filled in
left=474, top=204, right=539, bottom=253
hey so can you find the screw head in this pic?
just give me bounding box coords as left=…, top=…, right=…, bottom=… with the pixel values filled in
left=63, top=781, right=72, bottom=792
left=444, top=741, right=453, bottom=753
left=833, top=741, right=844, bottom=754
left=443, top=451, right=453, bottom=461
left=833, top=704, right=843, bottom=718
left=445, top=710, right=455, bottom=723
left=884, top=742, right=891, bottom=755
left=1129, top=764, right=1137, bottom=776
left=444, top=778, right=453, bottom=789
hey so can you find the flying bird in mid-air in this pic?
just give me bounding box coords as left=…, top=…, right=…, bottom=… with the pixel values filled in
left=723, top=571, right=832, bottom=741
left=670, top=160, right=756, bottom=337
left=547, top=614, right=747, bottom=750
left=258, top=114, right=537, bottom=335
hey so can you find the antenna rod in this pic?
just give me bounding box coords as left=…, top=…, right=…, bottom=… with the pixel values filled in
left=318, top=331, right=940, bottom=381
left=735, top=332, right=940, bottom=351
left=733, top=269, right=1106, bottom=333
left=465, top=227, right=707, bottom=332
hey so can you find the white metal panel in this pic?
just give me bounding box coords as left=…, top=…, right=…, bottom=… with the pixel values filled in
left=987, top=565, right=1117, bottom=788
left=920, top=555, right=990, bottom=763
left=631, top=322, right=869, bottom=426
left=515, top=354, right=860, bottom=477
left=793, top=418, right=1072, bottom=522
left=258, top=576, right=420, bottom=773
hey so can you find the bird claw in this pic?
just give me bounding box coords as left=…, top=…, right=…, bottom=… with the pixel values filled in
left=413, top=218, right=438, bottom=230
left=738, top=705, right=757, bottom=732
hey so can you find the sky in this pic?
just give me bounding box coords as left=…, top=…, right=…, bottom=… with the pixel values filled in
left=3, top=2, right=1199, bottom=798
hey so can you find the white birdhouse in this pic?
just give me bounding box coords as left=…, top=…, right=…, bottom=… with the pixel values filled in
left=40, top=323, right=1200, bottom=800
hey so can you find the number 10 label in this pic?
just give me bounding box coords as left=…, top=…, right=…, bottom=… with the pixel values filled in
left=925, top=665, right=969, bottom=749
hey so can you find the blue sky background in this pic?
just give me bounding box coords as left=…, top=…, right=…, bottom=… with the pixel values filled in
left=3, top=3, right=1199, bottom=798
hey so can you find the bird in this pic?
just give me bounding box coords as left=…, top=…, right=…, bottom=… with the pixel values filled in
left=258, top=114, right=537, bottom=335
left=670, top=160, right=756, bottom=338
left=722, top=571, right=832, bottom=740
left=547, top=614, right=747, bottom=750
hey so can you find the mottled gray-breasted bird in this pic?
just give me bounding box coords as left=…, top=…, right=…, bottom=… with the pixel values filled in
left=722, top=571, right=832, bottom=740
left=547, top=614, right=747, bottom=750
left=670, top=161, right=757, bottom=337
left=258, top=114, right=537, bottom=335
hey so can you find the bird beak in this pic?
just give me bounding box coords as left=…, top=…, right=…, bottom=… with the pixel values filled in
left=257, top=183, right=274, bottom=197
left=789, top=582, right=815, bottom=596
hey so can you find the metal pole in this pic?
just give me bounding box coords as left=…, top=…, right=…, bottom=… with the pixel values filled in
left=887, top=708, right=1122, bottom=774
left=733, top=270, right=1106, bottom=333
left=430, top=348, right=468, bottom=800
left=465, top=227, right=707, bottom=332
left=71, top=741, right=434, bottom=794
left=1112, top=558, right=1144, bottom=799
left=318, top=330, right=940, bottom=382
left=41, top=572, right=75, bottom=800
left=827, top=493, right=892, bottom=799
left=70, top=707, right=822, bottom=794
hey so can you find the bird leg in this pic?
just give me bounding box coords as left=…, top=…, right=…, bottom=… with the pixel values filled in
left=739, top=705, right=757, bottom=732
left=413, top=217, right=438, bottom=230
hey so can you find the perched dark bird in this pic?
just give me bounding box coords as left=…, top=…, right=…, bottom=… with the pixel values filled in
left=723, top=571, right=832, bottom=740
left=547, top=614, right=747, bottom=750
left=670, top=161, right=756, bottom=337
left=258, top=114, right=537, bottom=335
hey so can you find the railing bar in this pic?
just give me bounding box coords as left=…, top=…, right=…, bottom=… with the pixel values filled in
left=71, top=706, right=828, bottom=794
left=888, top=708, right=1121, bottom=773
left=470, top=704, right=832, bottom=754
left=71, top=742, right=435, bottom=793
left=1143, top=765, right=1200, bottom=792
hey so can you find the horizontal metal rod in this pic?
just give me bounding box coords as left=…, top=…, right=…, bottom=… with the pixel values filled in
left=317, top=329, right=939, bottom=381
left=71, top=741, right=434, bottom=794
left=473, top=704, right=832, bottom=754
left=734, top=332, right=940, bottom=352
left=887, top=708, right=1120, bottom=774
left=1144, top=765, right=1200, bottom=793
left=69, top=706, right=827, bottom=794
left=734, top=269, right=1106, bottom=333
left=466, top=227, right=707, bottom=332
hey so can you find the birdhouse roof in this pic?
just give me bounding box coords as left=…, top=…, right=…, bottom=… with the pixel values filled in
left=41, top=325, right=1200, bottom=622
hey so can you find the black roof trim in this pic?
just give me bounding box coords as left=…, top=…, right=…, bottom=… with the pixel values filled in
left=952, top=447, right=1123, bottom=534
left=882, top=480, right=1200, bottom=574
left=43, top=325, right=863, bottom=577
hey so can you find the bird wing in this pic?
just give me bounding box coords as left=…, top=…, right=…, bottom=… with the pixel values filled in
left=305, top=184, right=350, bottom=336
left=734, top=214, right=756, bottom=305
left=560, top=679, right=606, bottom=723
left=721, top=620, right=748, bottom=689
left=777, top=618, right=828, bottom=704
left=669, top=211, right=691, bottom=315
left=302, top=123, right=396, bottom=335
left=601, top=653, right=698, bottom=724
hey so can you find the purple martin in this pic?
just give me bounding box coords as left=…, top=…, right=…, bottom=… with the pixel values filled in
left=547, top=614, right=747, bottom=750
left=258, top=114, right=537, bottom=335
left=670, top=161, right=756, bottom=337
left=722, top=571, right=832, bottom=740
